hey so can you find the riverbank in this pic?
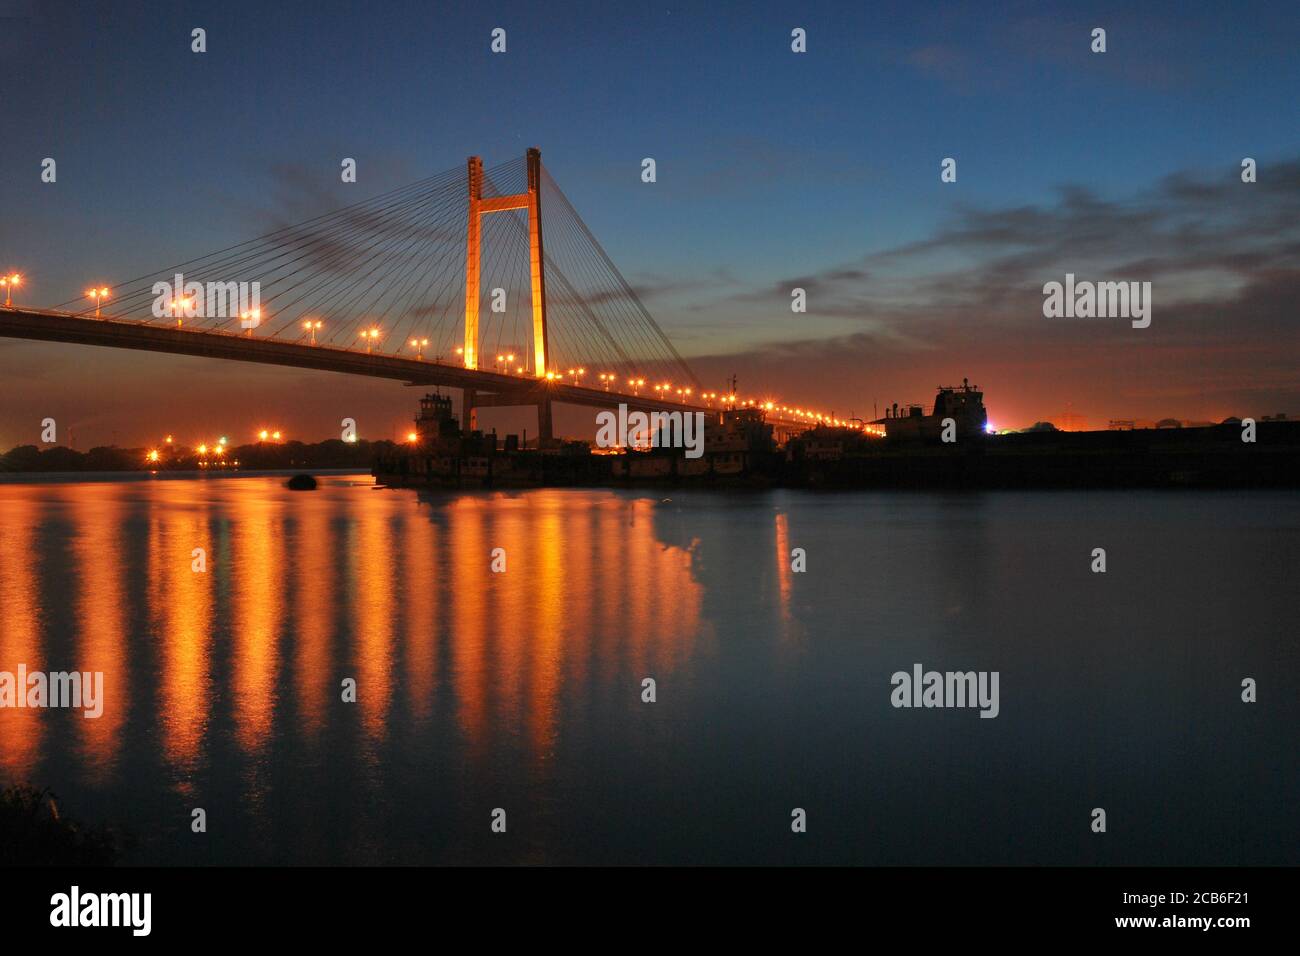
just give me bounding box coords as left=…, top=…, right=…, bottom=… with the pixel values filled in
left=376, top=421, right=1300, bottom=490
left=0, top=468, right=371, bottom=485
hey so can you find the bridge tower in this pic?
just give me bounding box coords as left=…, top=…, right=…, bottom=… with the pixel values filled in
left=463, top=148, right=550, bottom=378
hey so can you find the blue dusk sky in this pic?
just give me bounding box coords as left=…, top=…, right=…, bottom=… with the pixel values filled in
left=1, top=0, right=1298, bottom=443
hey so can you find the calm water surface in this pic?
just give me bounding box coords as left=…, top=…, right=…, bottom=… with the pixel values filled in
left=0, top=474, right=1295, bottom=864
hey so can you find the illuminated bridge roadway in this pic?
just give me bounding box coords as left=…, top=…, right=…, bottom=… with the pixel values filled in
left=0, top=149, right=870, bottom=442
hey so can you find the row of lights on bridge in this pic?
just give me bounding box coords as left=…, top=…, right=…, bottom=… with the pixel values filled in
left=11, top=273, right=870, bottom=429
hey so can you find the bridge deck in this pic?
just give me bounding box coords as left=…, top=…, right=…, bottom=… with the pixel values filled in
left=0, top=308, right=712, bottom=417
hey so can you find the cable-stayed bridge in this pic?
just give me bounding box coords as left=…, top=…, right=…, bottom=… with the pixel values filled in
left=0, top=149, right=857, bottom=441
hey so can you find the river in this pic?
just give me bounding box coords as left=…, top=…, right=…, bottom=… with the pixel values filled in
left=0, top=474, right=1294, bottom=864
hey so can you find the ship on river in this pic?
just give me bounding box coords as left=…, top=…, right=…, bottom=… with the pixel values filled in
left=374, top=384, right=1300, bottom=490
left=870, top=379, right=988, bottom=440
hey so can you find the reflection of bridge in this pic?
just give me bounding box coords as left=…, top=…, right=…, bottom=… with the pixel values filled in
left=0, top=148, right=852, bottom=441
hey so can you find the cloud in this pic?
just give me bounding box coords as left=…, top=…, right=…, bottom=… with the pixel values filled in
left=902, top=6, right=1198, bottom=94
left=721, top=157, right=1299, bottom=334
left=685, top=156, right=1300, bottom=423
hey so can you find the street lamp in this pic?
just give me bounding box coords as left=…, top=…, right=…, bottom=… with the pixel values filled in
left=86, top=287, right=110, bottom=317
left=172, top=294, right=194, bottom=325
left=360, top=328, right=380, bottom=353
left=1, top=274, right=20, bottom=307
left=410, top=337, right=429, bottom=359
left=303, top=319, right=323, bottom=344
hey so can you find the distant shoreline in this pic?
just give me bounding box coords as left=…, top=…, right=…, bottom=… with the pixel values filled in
left=0, top=468, right=373, bottom=484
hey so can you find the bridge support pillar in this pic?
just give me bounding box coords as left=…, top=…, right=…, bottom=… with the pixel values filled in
left=525, top=147, right=549, bottom=379
left=462, top=149, right=549, bottom=378
left=462, top=388, right=476, bottom=433
left=463, top=157, right=482, bottom=370
left=537, top=396, right=553, bottom=446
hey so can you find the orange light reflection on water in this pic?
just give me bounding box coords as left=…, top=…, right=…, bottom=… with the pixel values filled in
left=0, top=496, right=44, bottom=781
left=72, top=489, right=128, bottom=783
left=0, top=480, right=707, bottom=803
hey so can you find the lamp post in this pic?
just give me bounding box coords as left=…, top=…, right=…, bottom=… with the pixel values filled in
left=240, top=308, right=261, bottom=337
left=1, top=274, right=20, bottom=307
left=86, top=287, right=109, bottom=317
left=172, top=294, right=194, bottom=326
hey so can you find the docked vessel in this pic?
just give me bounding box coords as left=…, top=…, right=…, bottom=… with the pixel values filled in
left=870, top=379, right=988, bottom=440
left=374, top=384, right=1300, bottom=490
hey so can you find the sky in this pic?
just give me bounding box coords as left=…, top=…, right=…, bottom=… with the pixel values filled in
left=1, top=0, right=1298, bottom=446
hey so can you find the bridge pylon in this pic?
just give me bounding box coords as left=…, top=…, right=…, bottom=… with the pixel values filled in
left=463, top=148, right=550, bottom=378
